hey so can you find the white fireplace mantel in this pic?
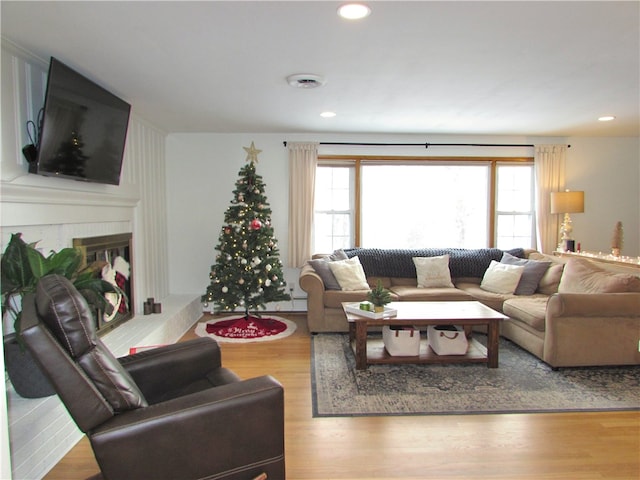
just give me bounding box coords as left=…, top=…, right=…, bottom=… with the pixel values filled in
left=1, top=183, right=140, bottom=227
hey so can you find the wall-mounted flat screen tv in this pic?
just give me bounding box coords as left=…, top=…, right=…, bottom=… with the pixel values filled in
left=32, top=57, right=131, bottom=185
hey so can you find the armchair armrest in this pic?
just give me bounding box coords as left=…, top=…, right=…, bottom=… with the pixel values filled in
left=300, top=264, right=327, bottom=333
left=547, top=292, right=640, bottom=318
left=299, top=263, right=325, bottom=293
left=543, top=292, right=640, bottom=367
left=90, top=375, right=285, bottom=480
left=118, top=338, right=237, bottom=402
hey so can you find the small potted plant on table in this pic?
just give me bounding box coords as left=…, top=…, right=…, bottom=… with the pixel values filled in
left=366, top=279, right=392, bottom=313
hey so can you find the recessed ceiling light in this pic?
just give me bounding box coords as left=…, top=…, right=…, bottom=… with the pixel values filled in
left=320, top=111, right=336, bottom=118
left=337, top=3, right=371, bottom=20
left=598, top=115, right=616, bottom=122
left=286, top=73, right=326, bottom=89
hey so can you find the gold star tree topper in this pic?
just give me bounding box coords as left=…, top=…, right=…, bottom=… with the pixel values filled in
left=243, top=141, right=262, bottom=163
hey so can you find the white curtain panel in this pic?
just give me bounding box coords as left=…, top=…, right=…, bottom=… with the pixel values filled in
left=534, top=144, right=567, bottom=254
left=287, top=142, right=318, bottom=267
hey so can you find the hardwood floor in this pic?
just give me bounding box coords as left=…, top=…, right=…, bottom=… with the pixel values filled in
left=44, top=314, right=640, bottom=480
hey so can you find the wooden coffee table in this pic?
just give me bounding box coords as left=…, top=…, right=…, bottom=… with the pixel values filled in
left=342, top=301, right=508, bottom=370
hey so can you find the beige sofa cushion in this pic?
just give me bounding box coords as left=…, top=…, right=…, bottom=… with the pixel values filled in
left=503, top=296, right=549, bottom=332
left=527, top=252, right=566, bottom=294
left=558, top=258, right=640, bottom=294
left=455, top=281, right=516, bottom=312
left=390, top=285, right=472, bottom=302
left=537, top=263, right=564, bottom=295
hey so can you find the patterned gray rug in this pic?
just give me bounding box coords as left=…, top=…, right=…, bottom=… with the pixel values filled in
left=311, top=333, right=640, bottom=417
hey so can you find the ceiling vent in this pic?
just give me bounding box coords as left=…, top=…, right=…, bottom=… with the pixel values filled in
left=286, top=74, right=326, bottom=89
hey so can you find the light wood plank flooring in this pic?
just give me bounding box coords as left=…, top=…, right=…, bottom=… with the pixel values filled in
left=44, top=314, right=640, bottom=480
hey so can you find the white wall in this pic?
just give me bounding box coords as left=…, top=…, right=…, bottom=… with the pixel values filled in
left=566, top=137, right=640, bottom=256
left=165, top=134, right=299, bottom=302
left=1, top=40, right=175, bottom=480
left=165, top=132, right=640, bottom=298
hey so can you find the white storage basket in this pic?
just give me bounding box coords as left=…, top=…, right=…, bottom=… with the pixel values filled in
left=382, top=325, right=420, bottom=356
left=427, top=325, right=468, bottom=355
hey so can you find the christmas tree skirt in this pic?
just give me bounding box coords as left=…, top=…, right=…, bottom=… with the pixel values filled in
left=195, top=314, right=297, bottom=343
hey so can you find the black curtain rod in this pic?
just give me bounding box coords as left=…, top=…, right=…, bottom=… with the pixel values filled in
left=282, top=141, right=570, bottom=148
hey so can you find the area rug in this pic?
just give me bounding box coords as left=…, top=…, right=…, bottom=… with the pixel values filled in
left=195, top=314, right=296, bottom=343
left=311, top=333, right=640, bottom=417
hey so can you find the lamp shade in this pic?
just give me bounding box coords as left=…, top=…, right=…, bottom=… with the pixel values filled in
left=550, top=191, right=584, bottom=214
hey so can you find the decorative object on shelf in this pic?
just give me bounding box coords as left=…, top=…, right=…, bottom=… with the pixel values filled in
left=611, top=221, right=623, bottom=257
left=550, top=190, right=584, bottom=252
left=143, top=297, right=161, bottom=315
left=366, top=279, right=392, bottom=312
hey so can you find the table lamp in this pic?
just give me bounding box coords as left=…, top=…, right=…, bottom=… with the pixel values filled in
left=550, top=190, right=584, bottom=252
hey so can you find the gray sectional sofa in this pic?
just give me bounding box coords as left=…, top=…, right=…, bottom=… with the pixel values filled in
left=299, top=247, right=640, bottom=368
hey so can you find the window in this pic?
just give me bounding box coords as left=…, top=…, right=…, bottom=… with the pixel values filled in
left=313, top=165, right=354, bottom=253
left=313, top=157, right=534, bottom=251
left=360, top=164, right=488, bottom=248
left=495, top=164, right=535, bottom=249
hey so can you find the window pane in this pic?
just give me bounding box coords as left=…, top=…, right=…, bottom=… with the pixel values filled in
left=496, top=214, right=533, bottom=250
left=315, top=167, right=350, bottom=211
left=314, top=213, right=351, bottom=252
left=497, top=166, right=532, bottom=212
left=496, top=164, right=534, bottom=249
left=314, top=165, right=353, bottom=251
left=360, top=165, right=488, bottom=248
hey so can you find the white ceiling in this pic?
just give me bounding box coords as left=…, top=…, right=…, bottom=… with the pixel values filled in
left=2, top=1, right=638, bottom=136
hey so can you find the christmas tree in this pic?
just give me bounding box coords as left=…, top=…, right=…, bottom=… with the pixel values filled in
left=202, top=143, right=290, bottom=318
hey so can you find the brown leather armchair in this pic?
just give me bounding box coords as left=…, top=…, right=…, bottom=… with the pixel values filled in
left=20, top=275, right=285, bottom=480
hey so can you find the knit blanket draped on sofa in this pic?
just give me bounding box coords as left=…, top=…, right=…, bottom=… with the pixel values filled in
left=343, top=247, right=526, bottom=279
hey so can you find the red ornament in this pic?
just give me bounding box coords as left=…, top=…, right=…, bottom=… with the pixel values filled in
left=250, top=219, right=262, bottom=230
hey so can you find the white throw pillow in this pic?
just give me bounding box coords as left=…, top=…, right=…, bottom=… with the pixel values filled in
left=328, top=256, right=369, bottom=291
left=413, top=255, right=454, bottom=288
left=480, top=260, right=525, bottom=294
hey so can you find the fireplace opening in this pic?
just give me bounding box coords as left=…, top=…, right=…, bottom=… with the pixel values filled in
left=73, top=233, right=134, bottom=335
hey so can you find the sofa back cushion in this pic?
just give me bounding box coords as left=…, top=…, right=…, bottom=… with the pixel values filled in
left=528, top=252, right=566, bottom=294
left=558, top=258, right=640, bottom=294
left=536, top=264, right=565, bottom=294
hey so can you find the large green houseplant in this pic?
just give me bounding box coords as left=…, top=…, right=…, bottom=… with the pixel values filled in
left=1, top=232, right=120, bottom=397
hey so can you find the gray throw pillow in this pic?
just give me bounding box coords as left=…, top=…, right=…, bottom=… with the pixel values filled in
left=501, top=252, right=551, bottom=295
left=308, top=249, right=348, bottom=290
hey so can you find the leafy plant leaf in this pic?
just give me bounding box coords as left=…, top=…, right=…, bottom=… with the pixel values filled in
left=1, top=233, right=35, bottom=295
left=45, top=248, right=83, bottom=279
